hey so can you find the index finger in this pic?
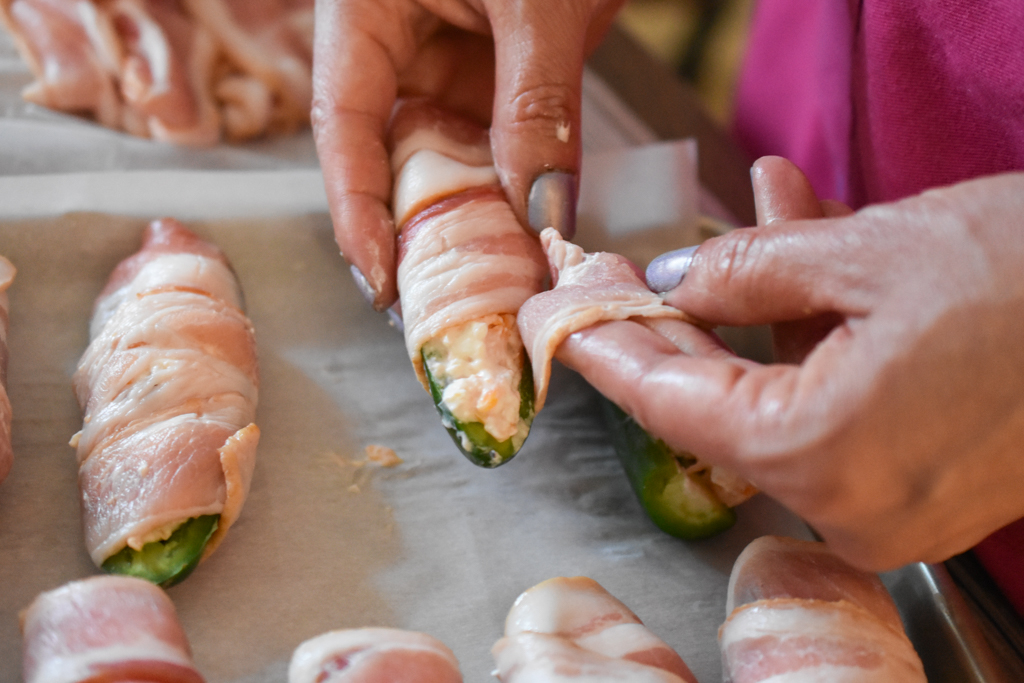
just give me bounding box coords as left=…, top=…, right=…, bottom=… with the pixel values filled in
left=312, top=0, right=419, bottom=309
left=487, top=0, right=623, bottom=233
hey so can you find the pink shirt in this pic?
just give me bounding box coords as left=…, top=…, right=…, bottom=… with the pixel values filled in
left=733, top=0, right=1024, bottom=615
left=734, top=0, right=1024, bottom=207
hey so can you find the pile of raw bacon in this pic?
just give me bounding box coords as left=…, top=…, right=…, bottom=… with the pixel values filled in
left=0, top=0, right=313, bottom=145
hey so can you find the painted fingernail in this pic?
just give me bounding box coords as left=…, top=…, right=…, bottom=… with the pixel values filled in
left=528, top=171, right=577, bottom=239
left=646, top=245, right=698, bottom=292
left=350, top=264, right=378, bottom=307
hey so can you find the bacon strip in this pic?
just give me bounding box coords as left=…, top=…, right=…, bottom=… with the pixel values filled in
left=1, top=0, right=122, bottom=128
left=492, top=576, right=698, bottom=683
left=181, top=0, right=312, bottom=137
left=72, top=217, right=259, bottom=566
left=21, top=575, right=205, bottom=683
left=0, top=256, right=14, bottom=485
left=720, top=536, right=926, bottom=682
left=0, top=0, right=313, bottom=143
left=107, top=0, right=220, bottom=145
left=517, top=228, right=696, bottom=412
left=517, top=229, right=755, bottom=505
left=288, top=628, right=463, bottom=683
left=390, top=99, right=546, bottom=390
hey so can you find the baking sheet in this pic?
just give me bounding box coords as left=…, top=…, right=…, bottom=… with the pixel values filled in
left=0, top=205, right=812, bottom=682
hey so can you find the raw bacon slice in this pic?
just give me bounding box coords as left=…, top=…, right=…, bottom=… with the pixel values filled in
left=516, top=228, right=754, bottom=510
left=21, top=575, right=205, bottom=683
left=288, top=628, right=463, bottom=683
left=492, top=576, right=698, bottom=683
left=182, top=0, right=312, bottom=137
left=71, top=217, right=259, bottom=575
left=517, top=228, right=696, bottom=412
left=0, top=0, right=314, bottom=143
left=106, top=0, right=220, bottom=145
left=392, top=99, right=546, bottom=389
left=720, top=536, right=926, bottom=682
left=0, top=0, right=122, bottom=128
left=0, top=256, right=15, bottom=485
left=390, top=99, right=547, bottom=466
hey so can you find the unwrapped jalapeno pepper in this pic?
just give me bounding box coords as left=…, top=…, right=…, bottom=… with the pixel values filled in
left=101, top=515, right=219, bottom=587
left=601, top=399, right=736, bottom=539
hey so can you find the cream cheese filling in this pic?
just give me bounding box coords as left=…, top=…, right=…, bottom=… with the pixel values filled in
left=423, top=314, right=524, bottom=443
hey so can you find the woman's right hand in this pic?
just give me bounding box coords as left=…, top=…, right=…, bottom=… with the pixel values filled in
left=311, top=0, right=624, bottom=310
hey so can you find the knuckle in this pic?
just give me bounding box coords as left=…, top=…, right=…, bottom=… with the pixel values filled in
left=308, top=91, right=337, bottom=143
left=508, top=82, right=575, bottom=130
left=715, top=230, right=762, bottom=285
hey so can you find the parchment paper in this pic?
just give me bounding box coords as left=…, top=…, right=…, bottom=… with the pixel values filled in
left=0, top=204, right=810, bottom=683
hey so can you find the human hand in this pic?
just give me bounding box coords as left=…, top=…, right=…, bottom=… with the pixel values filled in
left=311, top=0, right=623, bottom=309
left=557, top=156, right=1024, bottom=571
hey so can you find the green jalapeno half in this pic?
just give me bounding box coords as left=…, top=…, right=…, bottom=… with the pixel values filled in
left=423, top=348, right=535, bottom=468
left=101, top=514, right=219, bottom=587
left=601, top=399, right=735, bottom=539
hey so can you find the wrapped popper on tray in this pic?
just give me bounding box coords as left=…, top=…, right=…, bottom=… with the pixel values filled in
left=720, top=536, right=926, bottom=681
left=289, top=628, right=463, bottom=683
left=492, top=576, right=698, bottom=683
left=518, top=229, right=756, bottom=538
left=71, top=218, right=259, bottom=586
left=21, top=575, right=206, bottom=683
left=389, top=99, right=547, bottom=468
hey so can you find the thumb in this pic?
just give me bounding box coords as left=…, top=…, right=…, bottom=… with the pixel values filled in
left=751, top=155, right=824, bottom=225
left=648, top=156, right=867, bottom=327
left=485, top=0, right=620, bottom=237
left=655, top=218, right=871, bottom=327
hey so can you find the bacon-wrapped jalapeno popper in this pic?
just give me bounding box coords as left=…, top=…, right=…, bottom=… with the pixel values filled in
left=492, top=576, right=698, bottom=683
left=518, top=229, right=755, bottom=538
left=21, top=575, right=205, bottom=683
left=289, top=628, right=463, bottom=683
left=71, top=217, right=259, bottom=586
left=721, top=535, right=926, bottom=682
left=389, top=100, right=547, bottom=468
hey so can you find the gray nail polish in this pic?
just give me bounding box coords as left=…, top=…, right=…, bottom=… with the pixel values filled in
left=528, top=172, right=577, bottom=239
left=350, top=264, right=378, bottom=307
left=646, top=245, right=698, bottom=292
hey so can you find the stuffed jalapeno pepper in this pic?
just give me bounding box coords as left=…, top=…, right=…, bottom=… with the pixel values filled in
left=71, top=218, right=259, bottom=586
left=601, top=398, right=756, bottom=539
left=389, top=99, right=547, bottom=468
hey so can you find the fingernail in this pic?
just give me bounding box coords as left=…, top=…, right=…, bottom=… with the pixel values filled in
left=350, top=264, right=378, bottom=307
left=646, top=245, right=698, bottom=292
left=528, top=171, right=577, bottom=239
